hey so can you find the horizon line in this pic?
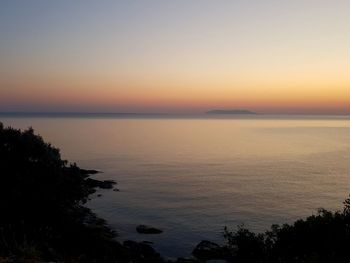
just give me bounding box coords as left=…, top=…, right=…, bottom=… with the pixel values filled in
left=2, top=111, right=350, bottom=117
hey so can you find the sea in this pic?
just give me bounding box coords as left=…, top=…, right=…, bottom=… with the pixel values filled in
left=1, top=113, right=350, bottom=259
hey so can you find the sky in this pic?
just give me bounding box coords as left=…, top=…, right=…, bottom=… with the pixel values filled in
left=1, top=0, right=350, bottom=114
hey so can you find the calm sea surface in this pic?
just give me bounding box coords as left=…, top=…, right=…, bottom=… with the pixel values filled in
left=2, top=114, right=350, bottom=258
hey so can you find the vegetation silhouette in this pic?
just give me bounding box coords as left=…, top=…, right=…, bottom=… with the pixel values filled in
left=219, top=204, right=350, bottom=263
left=188, top=202, right=350, bottom=263
left=0, top=123, right=164, bottom=263
left=2, top=121, right=350, bottom=263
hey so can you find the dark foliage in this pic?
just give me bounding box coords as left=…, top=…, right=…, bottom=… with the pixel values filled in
left=3, top=122, right=350, bottom=263
left=223, top=203, right=350, bottom=263
left=0, top=123, right=159, bottom=262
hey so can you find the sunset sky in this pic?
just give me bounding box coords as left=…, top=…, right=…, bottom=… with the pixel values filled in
left=1, top=0, right=350, bottom=114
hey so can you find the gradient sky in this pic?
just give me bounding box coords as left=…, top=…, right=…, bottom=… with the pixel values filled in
left=1, top=0, right=350, bottom=114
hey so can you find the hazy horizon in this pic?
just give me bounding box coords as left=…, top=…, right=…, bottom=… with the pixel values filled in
left=2, top=2, right=350, bottom=259
left=2, top=110, right=350, bottom=117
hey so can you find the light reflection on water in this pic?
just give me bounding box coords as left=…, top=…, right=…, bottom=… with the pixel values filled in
left=2, top=115, right=350, bottom=258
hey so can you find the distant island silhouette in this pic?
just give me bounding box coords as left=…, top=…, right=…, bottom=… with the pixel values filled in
left=206, top=109, right=257, bottom=115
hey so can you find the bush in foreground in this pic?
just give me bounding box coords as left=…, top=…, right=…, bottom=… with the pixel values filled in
left=2, top=122, right=350, bottom=263
left=220, top=201, right=350, bottom=263
left=0, top=123, right=164, bottom=263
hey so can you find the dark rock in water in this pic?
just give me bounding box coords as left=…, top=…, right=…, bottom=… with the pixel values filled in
left=79, top=168, right=101, bottom=175
left=192, top=240, right=226, bottom=261
left=123, top=240, right=164, bottom=262
left=85, top=178, right=116, bottom=189
left=113, top=188, right=120, bottom=192
left=124, top=240, right=156, bottom=255
left=136, top=225, right=163, bottom=234
left=97, top=194, right=102, bottom=197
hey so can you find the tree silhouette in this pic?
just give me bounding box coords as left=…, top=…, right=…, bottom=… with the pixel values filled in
left=0, top=123, right=125, bottom=262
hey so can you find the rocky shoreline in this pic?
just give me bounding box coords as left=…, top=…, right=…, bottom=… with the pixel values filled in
left=88, top=168, right=227, bottom=262
left=2, top=123, right=350, bottom=263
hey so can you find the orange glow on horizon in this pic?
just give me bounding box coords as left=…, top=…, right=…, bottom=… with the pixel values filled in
left=2, top=1, right=350, bottom=114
